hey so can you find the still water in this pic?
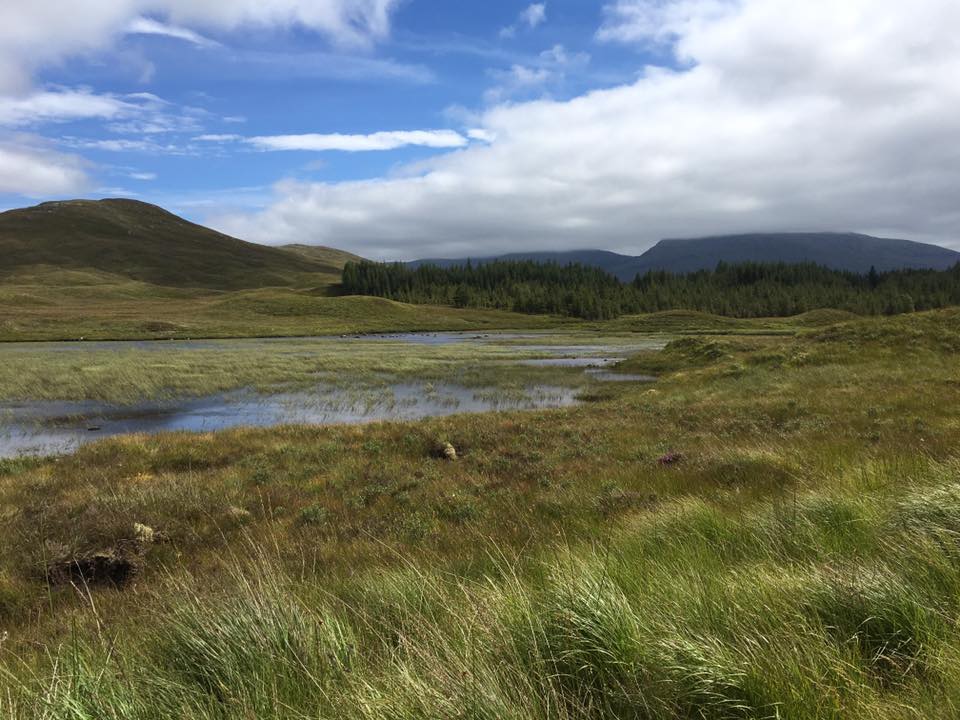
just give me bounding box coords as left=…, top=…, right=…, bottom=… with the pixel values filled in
left=0, top=332, right=660, bottom=457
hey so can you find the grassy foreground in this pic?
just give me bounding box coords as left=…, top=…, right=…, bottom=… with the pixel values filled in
left=2, top=310, right=960, bottom=717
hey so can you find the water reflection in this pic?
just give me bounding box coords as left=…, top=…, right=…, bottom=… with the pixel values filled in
left=0, top=382, right=580, bottom=458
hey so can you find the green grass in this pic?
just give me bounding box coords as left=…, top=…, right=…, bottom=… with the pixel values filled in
left=0, top=283, right=864, bottom=344
left=0, top=309, right=958, bottom=717
left=603, top=308, right=861, bottom=335
left=0, top=199, right=564, bottom=343
left=280, top=243, right=366, bottom=268
left=0, top=199, right=341, bottom=290
left=0, top=331, right=656, bottom=402
left=0, top=286, right=572, bottom=342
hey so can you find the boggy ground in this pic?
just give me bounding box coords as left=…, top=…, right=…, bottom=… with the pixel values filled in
left=1, top=309, right=960, bottom=718
left=0, top=332, right=656, bottom=403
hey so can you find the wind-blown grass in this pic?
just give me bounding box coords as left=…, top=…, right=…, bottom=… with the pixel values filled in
left=6, top=464, right=960, bottom=719
left=1, top=309, right=959, bottom=717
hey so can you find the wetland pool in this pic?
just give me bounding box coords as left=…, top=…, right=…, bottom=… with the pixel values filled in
left=0, top=331, right=662, bottom=457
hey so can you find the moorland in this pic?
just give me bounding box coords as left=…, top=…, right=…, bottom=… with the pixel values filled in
left=2, top=309, right=959, bottom=718
left=1, top=199, right=959, bottom=718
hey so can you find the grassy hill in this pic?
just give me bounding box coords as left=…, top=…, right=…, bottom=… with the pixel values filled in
left=0, top=199, right=340, bottom=290
left=0, top=199, right=570, bottom=341
left=281, top=243, right=365, bottom=269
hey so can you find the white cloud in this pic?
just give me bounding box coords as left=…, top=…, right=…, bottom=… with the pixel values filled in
left=126, top=17, right=219, bottom=47
left=194, top=133, right=243, bottom=142
left=0, top=89, right=135, bottom=126
left=129, top=171, right=157, bottom=180
left=0, top=0, right=402, bottom=94
left=467, top=128, right=495, bottom=143
left=247, top=130, right=468, bottom=152
left=213, top=0, right=960, bottom=259
left=485, top=44, right=590, bottom=103
left=226, top=49, right=435, bottom=85
left=95, top=186, right=139, bottom=197
left=500, top=3, right=547, bottom=38
left=597, top=0, right=733, bottom=45
left=61, top=136, right=192, bottom=154
left=0, top=87, right=206, bottom=139
left=0, top=139, right=89, bottom=196
left=521, top=3, right=547, bottom=29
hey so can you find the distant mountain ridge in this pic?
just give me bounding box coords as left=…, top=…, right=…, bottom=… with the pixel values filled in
left=410, top=233, right=960, bottom=281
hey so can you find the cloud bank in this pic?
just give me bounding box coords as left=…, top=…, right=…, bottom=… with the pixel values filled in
left=215, top=0, right=960, bottom=259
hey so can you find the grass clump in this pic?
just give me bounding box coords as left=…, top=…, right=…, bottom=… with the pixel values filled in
left=153, top=574, right=356, bottom=715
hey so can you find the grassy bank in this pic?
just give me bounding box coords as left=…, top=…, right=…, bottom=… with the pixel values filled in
left=1, top=309, right=958, bottom=717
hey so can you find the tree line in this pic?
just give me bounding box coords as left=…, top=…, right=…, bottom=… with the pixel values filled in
left=340, top=259, right=960, bottom=319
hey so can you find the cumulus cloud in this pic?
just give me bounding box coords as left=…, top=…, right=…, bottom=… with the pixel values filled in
left=0, top=0, right=401, bottom=93
left=0, top=139, right=89, bottom=196
left=214, top=0, right=960, bottom=258
left=246, top=130, right=468, bottom=152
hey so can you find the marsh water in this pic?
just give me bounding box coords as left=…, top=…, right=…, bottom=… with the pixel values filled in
left=0, top=332, right=661, bottom=458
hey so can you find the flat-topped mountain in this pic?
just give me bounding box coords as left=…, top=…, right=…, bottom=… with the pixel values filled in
left=411, top=232, right=960, bottom=281
left=640, top=233, right=960, bottom=274
left=0, top=199, right=342, bottom=290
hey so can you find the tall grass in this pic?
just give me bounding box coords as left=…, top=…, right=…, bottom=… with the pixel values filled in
left=5, top=458, right=960, bottom=719
left=3, top=310, right=960, bottom=717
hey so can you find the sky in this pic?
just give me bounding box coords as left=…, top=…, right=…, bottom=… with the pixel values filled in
left=1, top=0, right=959, bottom=260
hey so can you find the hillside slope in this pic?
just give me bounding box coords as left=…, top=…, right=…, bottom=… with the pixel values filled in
left=410, top=233, right=960, bottom=281
left=0, top=199, right=339, bottom=290
left=280, top=244, right=365, bottom=269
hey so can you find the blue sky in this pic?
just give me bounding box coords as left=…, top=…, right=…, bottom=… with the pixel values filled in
left=2, top=1, right=959, bottom=258
left=0, top=2, right=647, bottom=215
